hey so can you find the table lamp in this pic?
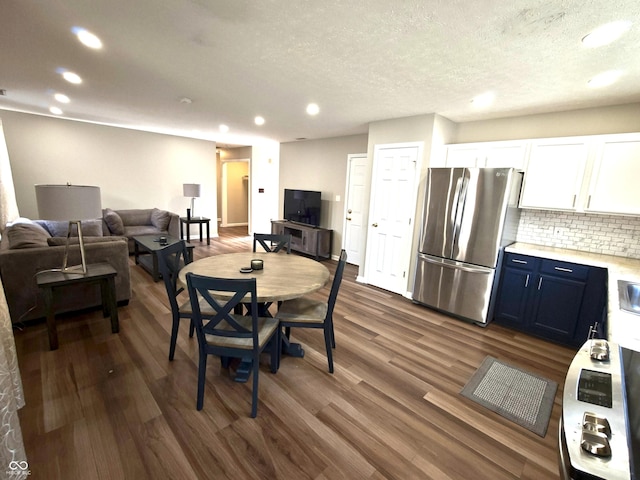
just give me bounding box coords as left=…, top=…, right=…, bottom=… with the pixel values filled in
left=35, top=184, right=102, bottom=274
left=183, top=183, right=201, bottom=218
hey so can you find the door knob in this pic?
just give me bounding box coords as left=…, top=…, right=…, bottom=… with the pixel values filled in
left=346, top=217, right=352, bottom=221
left=372, top=223, right=378, bottom=227
left=348, top=209, right=352, bottom=214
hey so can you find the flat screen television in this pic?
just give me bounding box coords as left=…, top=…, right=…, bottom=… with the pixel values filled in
left=283, top=189, right=322, bottom=227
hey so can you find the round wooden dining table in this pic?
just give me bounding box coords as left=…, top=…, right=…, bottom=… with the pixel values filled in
left=178, top=252, right=330, bottom=375
left=178, top=252, right=330, bottom=302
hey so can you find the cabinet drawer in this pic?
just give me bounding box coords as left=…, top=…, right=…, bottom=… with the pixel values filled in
left=504, top=253, right=538, bottom=269
left=539, top=259, right=589, bottom=280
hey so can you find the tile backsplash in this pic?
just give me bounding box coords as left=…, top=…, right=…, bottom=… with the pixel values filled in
left=517, top=209, right=640, bottom=259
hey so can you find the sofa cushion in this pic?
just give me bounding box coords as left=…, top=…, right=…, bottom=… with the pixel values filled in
left=150, top=208, right=170, bottom=231
left=39, top=219, right=103, bottom=237
left=103, top=209, right=124, bottom=235
left=47, top=236, right=127, bottom=246
left=123, top=225, right=165, bottom=237
left=6, top=221, right=51, bottom=249
left=119, top=209, right=152, bottom=226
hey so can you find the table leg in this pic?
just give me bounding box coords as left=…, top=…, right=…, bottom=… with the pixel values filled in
left=206, top=221, right=210, bottom=245
left=180, top=220, right=184, bottom=240
left=281, top=331, right=305, bottom=358
left=199, top=222, right=203, bottom=242
left=134, top=242, right=140, bottom=265
left=106, top=276, right=119, bottom=333
left=42, top=286, right=59, bottom=350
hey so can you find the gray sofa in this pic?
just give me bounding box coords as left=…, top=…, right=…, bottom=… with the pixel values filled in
left=102, top=208, right=180, bottom=253
left=0, top=219, right=131, bottom=324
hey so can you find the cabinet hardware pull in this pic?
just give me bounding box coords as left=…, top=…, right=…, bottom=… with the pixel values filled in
left=525, top=274, right=529, bottom=288
left=538, top=277, right=543, bottom=290
left=512, top=259, right=527, bottom=264
left=554, top=267, right=573, bottom=273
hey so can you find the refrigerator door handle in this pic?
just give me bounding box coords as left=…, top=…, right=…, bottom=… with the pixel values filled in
left=450, top=177, right=468, bottom=254
left=417, top=253, right=492, bottom=274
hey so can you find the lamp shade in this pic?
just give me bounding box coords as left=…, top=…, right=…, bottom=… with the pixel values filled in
left=183, top=183, right=201, bottom=198
left=35, top=184, right=102, bottom=220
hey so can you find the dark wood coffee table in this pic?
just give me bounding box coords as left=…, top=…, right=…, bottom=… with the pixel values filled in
left=133, top=235, right=194, bottom=281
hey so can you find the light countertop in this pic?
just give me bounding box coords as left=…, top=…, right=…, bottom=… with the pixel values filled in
left=506, top=242, right=640, bottom=352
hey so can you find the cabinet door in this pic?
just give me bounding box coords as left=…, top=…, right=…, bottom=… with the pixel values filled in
left=530, top=274, right=586, bottom=341
left=586, top=137, right=640, bottom=215
left=519, top=140, right=589, bottom=210
left=445, top=145, right=481, bottom=167
left=484, top=142, right=528, bottom=169
left=494, top=267, right=532, bottom=326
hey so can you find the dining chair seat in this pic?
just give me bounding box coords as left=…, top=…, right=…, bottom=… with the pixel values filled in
left=203, top=315, right=279, bottom=349
left=276, top=297, right=328, bottom=322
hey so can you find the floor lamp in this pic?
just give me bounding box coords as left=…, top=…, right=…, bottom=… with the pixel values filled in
left=35, top=184, right=102, bottom=274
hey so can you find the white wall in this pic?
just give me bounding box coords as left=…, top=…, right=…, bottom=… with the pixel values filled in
left=249, top=141, right=280, bottom=235
left=1, top=110, right=218, bottom=233
left=279, top=134, right=369, bottom=255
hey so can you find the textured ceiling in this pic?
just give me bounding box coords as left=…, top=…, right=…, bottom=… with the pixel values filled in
left=1, top=0, right=639, bottom=145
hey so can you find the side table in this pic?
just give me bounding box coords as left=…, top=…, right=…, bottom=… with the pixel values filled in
left=36, top=262, right=119, bottom=350
left=180, top=216, right=210, bottom=245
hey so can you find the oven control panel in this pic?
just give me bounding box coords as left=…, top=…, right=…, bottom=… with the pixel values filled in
left=561, top=339, right=631, bottom=480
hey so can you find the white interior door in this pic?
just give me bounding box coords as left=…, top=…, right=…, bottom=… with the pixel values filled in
left=365, top=144, right=421, bottom=294
left=343, top=154, right=367, bottom=265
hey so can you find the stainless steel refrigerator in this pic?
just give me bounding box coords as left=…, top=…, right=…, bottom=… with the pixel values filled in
left=412, top=168, right=523, bottom=325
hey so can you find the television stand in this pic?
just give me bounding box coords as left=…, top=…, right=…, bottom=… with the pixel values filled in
left=271, top=220, right=332, bottom=260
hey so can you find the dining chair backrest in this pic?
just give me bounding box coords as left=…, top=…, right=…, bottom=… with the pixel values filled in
left=186, top=273, right=260, bottom=345
left=157, top=240, right=193, bottom=311
left=253, top=233, right=291, bottom=254
left=326, top=249, right=348, bottom=319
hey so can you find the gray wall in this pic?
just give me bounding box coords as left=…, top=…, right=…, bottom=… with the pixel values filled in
left=279, top=134, right=368, bottom=254
left=2, top=111, right=218, bottom=229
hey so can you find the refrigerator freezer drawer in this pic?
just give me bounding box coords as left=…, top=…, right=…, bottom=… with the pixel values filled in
left=412, top=254, right=496, bottom=324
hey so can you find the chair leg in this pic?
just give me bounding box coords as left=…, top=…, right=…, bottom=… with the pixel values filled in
left=169, top=312, right=180, bottom=361
left=197, top=352, right=208, bottom=410
left=189, top=319, right=195, bottom=338
left=329, top=319, right=336, bottom=349
left=270, top=329, right=280, bottom=373
left=251, top=355, right=259, bottom=418
left=324, top=325, right=334, bottom=374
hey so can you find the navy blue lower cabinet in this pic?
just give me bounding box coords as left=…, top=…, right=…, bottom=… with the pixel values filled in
left=494, top=253, right=607, bottom=347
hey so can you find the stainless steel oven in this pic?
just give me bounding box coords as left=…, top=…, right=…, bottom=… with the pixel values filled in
left=559, top=338, right=639, bottom=480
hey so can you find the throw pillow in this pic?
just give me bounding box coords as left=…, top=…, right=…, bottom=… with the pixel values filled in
left=40, top=219, right=103, bottom=237
left=6, top=221, right=51, bottom=249
left=103, top=209, right=124, bottom=235
left=150, top=208, right=170, bottom=231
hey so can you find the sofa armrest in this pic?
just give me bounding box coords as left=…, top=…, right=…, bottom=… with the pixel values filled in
left=0, top=238, right=131, bottom=323
left=167, top=212, right=180, bottom=239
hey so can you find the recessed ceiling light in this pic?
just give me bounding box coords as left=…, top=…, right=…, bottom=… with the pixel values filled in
left=582, top=20, right=632, bottom=48
left=306, top=103, right=320, bottom=115
left=471, top=92, right=495, bottom=108
left=54, top=93, right=70, bottom=103
left=179, top=97, right=192, bottom=104
left=254, top=116, right=265, bottom=126
left=49, top=106, right=63, bottom=115
left=588, top=70, right=622, bottom=88
left=61, top=71, right=82, bottom=84
left=219, top=124, right=229, bottom=133
left=72, top=27, right=103, bottom=49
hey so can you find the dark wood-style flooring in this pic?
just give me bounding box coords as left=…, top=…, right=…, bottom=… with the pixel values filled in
left=14, top=226, right=576, bottom=479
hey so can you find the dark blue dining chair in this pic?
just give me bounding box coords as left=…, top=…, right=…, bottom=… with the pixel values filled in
left=276, top=249, right=347, bottom=373
left=253, top=233, right=291, bottom=254
left=186, top=273, right=280, bottom=417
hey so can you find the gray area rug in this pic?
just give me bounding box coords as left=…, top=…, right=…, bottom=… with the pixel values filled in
left=460, top=356, right=558, bottom=437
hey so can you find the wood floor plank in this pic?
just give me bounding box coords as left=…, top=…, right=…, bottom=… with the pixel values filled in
left=13, top=226, right=571, bottom=479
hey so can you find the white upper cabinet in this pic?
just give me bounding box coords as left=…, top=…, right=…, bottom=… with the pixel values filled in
left=519, top=138, right=589, bottom=211
left=586, top=134, right=640, bottom=215
left=445, top=141, right=528, bottom=169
